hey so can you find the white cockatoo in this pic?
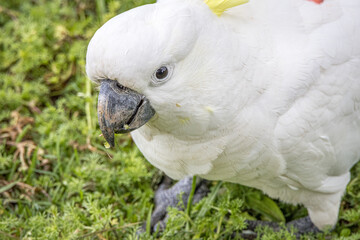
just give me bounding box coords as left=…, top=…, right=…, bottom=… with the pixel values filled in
left=86, top=0, right=360, bottom=231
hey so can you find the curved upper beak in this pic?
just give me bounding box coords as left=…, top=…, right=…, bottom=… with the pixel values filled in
left=97, top=80, right=155, bottom=147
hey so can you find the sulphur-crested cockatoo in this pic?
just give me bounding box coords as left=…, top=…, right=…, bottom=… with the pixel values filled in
left=86, top=0, right=360, bottom=231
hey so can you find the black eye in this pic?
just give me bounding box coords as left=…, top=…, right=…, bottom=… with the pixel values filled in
left=155, top=66, right=168, bottom=80
left=152, top=64, right=174, bottom=85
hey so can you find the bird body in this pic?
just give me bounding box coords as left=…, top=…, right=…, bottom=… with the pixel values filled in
left=87, top=0, right=360, bottom=229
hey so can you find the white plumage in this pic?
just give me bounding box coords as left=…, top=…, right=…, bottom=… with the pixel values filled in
left=86, top=0, right=360, bottom=229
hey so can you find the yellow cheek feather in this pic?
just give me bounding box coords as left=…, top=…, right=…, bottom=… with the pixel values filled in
left=204, top=0, right=249, bottom=16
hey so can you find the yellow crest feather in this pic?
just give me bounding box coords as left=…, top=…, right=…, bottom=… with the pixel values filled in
left=204, top=0, right=249, bottom=16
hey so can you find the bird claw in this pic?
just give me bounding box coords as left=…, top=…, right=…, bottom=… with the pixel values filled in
left=241, top=216, right=321, bottom=239
left=286, top=216, right=321, bottom=236
left=142, top=176, right=210, bottom=233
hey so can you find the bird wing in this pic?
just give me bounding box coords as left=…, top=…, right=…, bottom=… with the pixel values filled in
left=218, top=0, right=360, bottom=193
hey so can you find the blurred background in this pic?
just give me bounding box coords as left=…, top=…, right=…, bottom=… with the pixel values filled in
left=1, top=1, right=360, bottom=239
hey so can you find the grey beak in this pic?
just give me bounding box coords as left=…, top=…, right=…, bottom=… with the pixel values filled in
left=97, top=80, right=155, bottom=147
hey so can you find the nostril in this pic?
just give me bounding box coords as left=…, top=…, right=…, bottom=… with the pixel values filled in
left=116, top=82, right=125, bottom=90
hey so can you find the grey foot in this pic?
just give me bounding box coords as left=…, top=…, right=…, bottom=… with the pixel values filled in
left=143, top=176, right=210, bottom=233
left=287, top=216, right=321, bottom=235
left=236, top=220, right=282, bottom=239
left=240, top=216, right=321, bottom=239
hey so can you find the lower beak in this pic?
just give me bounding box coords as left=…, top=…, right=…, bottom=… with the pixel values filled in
left=97, top=80, right=155, bottom=147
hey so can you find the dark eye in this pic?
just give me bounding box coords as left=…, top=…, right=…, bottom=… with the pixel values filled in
left=151, top=64, right=174, bottom=86
left=155, top=66, right=168, bottom=80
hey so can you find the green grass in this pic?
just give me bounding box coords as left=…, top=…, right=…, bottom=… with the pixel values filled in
left=1, top=1, right=360, bottom=239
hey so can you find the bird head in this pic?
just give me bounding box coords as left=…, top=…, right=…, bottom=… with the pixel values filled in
left=86, top=0, right=250, bottom=147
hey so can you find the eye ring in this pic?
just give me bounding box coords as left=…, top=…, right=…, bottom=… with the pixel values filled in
left=152, top=64, right=174, bottom=85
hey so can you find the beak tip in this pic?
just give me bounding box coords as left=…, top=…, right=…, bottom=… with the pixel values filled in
left=102, top=130, right=115, bottom=148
